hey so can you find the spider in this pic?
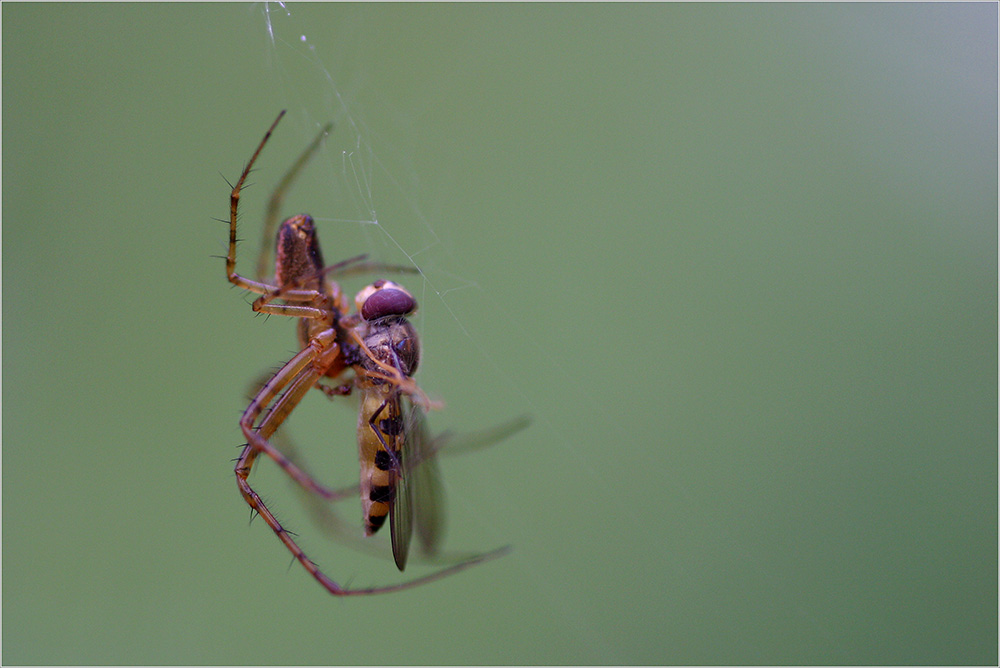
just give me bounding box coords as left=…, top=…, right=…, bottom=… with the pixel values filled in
left=224, top=110, right=507, bottom=596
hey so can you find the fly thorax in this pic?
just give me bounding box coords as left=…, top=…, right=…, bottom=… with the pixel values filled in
left=361, top=317, right=420, bottom=379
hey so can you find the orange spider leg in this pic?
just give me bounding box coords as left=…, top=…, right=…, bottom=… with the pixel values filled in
left=237, top=330, right=348, bottom=500
left=228, top=111, right=287, bottom=296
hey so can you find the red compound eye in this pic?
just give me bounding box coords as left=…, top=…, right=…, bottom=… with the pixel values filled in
left=361, top=288, right=416, bottom=321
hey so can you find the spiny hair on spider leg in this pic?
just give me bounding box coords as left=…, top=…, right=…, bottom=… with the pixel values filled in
left=251, top=363, right=287, bottom=393
left=287, top=553, right=319, bottom=574
left=213, top=238, right=235, bottom=261
left=252, top=490, right=293, bottom=528
left=276, top=525, right=300, bottom=539
left=246, top=506, right=295, bottom=538
left=255, top=405, right=286, bottom=427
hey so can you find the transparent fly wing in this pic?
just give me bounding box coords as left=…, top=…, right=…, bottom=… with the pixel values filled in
left=430, top=414, right=532, bottom=459
left=405, top=398, right=447, bottom=557
left=388, top=392, right=414, bottom=571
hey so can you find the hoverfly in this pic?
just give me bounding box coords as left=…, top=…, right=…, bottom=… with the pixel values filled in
left=223, top=111, right=508, bottom=596
left=350, top=279, right=427, bottom=567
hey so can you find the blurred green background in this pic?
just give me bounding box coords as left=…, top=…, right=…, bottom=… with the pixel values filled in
left=3, top=3, right=996, bottom=665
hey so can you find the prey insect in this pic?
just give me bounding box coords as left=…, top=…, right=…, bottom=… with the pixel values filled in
left=224, top=110, right=507, bottom=596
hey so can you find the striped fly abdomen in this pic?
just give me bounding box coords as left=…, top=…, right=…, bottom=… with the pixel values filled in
left=357, top=389, right=403, bottom=535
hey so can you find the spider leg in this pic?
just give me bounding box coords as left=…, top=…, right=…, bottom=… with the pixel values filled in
left=239, top=330, right=348, bottom=500
left=228, top=111, right=286, bottom=295
left=315, top=380, right=354, bottom=398
left=250, top=291, right=331, bottom=319
left=249, top=270, right=338, bottom=321
left=319, top=258, right=421, bottom=280
left=256, top=122, right=334, bottom=282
